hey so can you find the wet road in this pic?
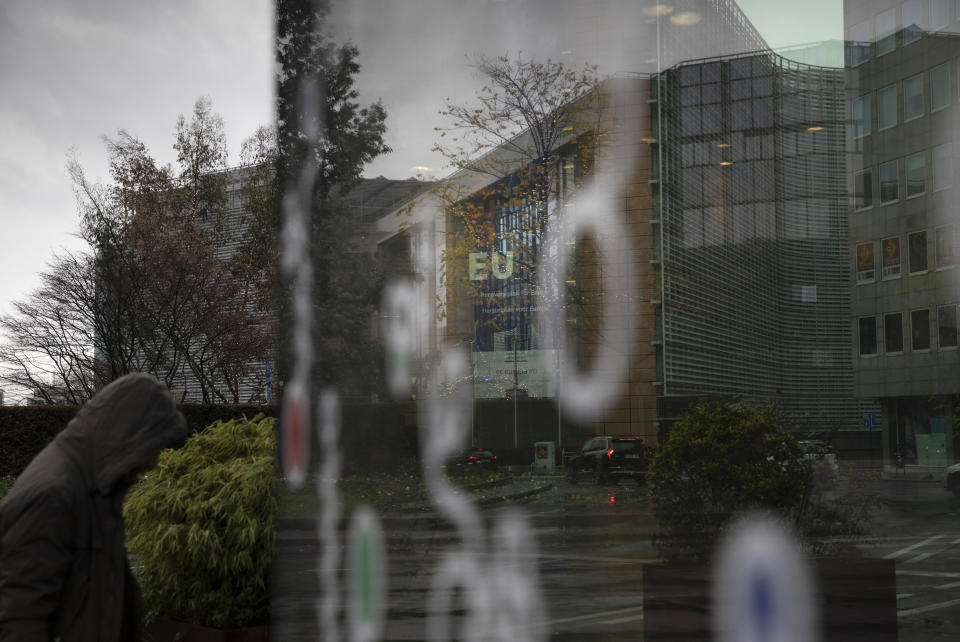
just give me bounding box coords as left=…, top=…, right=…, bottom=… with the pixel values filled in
left=271, top=473, right=960, bottom=641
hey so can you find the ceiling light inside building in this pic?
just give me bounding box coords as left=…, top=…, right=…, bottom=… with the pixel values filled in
left=643, top=4, right=674, bottom=16
left=670, top=11, right=702, bottom=25
left=719, top=161, right=733, bottom=166
left=410, top=165, right=434, bottom=173
left=716, top=143, right=730, bottom=148
left=806, top=125, right=824, bottom=132
left=641, top=137, right=657, bottom=143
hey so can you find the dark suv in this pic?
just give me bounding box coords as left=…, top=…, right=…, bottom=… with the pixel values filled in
left=566, top=436, right=651, bottom=485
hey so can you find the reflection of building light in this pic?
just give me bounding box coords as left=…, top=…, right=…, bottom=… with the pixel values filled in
left=641, top=137, right=657, bottom=143
left=716, top=143, right=730, bottom=148
left=410, top=165, right=434, bottom=173
left=670, top=11, right=702, bottom=25
left=643, top=5, right=674, bottom=16
left=719, top=161, right=733, bottom=166
left=565, top=280, right=576, bottom=284
left=563, top=125, right=574, bottom=132
left=561, top=49, right=573, bottom=55
left=806, top=125, right=824, bottom=132
left=563, top=163, right=575, bottom=169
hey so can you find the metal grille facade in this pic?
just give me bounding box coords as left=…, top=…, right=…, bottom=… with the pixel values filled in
left=655, top=51, right=880, bottom=431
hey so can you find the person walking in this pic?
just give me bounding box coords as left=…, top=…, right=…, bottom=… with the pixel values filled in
left=0, top=373, right=189, bottom=641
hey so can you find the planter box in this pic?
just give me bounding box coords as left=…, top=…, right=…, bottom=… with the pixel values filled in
left=643, top=558, right=898, bottom=641
left=143, top=618, right=269, bottom=642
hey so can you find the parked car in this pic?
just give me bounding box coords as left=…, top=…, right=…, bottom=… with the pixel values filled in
left=447, top=447, right=498, bottom=470
left=566, top=436, right=651, bottom=486
left=944, top=463, right=960, bottom=498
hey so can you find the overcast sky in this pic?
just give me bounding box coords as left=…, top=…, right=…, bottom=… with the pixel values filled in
left=0, top=0, right=841, bottom=395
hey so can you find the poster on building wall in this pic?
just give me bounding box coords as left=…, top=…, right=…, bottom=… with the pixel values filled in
left=470, top=200, right=558, bottom=399
left=856, top=241, right=875, bottom=283
left=881, top=237, right=901, bottom=278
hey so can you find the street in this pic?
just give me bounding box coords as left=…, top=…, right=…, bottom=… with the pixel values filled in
left=271, top=473, right=960, bottom=641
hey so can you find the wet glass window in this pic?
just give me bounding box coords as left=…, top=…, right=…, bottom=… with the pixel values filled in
left=885, top=312, right=904, bottom=353
left=876, top=8, right=898, bottom=55
left=878, top=84, right=898, bottom=129
left=859, top=316, right=878, bottom=355
left=904, top=74, right=925, bottom=120
left=937, top=224, right=958, bottom=267
left=852, top=93, right=872, bottom=138
left=910, top=230, right=929, bottom=272
left=934, top=143, right=953, bottom=189
left=902, top=0, right=926, bottom=42
left=879, top=159, right=899, bottom=202
left=855, top=168, right=873, bottom=208
left=912, top=308, right=932, bottom=350
left=931, top=62, right=950, bottom=111
left=932, top=0, right=951, bottom=29
left=939, top=305, right=958, bottom=348
left=906, top=153, right=926, bottom=196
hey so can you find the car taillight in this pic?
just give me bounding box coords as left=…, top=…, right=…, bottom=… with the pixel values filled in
left=468, top=456, right=478, bottom=460
left=606, top=448, right=614, bottom=459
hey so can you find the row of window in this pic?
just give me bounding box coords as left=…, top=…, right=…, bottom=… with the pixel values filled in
left=851, top=62, right=951, bottom=138
left=856, top=226, right=958, bottom=283
left=848, top=0, right=959, bottom=66
left=853, top=144, right=953, bottom=208
left=858, top=305, right=959, bottom=356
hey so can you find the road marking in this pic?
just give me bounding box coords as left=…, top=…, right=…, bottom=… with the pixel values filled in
left=936, top=582, right=960, bottom=590
left=897, top=570, right=960, bottom=579
left=898, top=597, right=960, bottom=618
left=953, top=537, right=960, bottom=545
left=884, top=534, right=943, bottom=560
left=906, top=552, right=936, bottom=564
left=539, top=553, right=654, bottom=564
left=546, top=605, right=644, bottom=626
left=897, top=593, right=914, bottom=599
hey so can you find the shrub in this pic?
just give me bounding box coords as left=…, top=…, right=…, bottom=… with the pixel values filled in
left=0, top=475, right=14, bottom=504
left=124, top=414, right=277, bottom=628
left=649, top=399, right=810, bottom=562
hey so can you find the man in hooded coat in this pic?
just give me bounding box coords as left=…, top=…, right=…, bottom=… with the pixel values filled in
left=0, top=373, right=189, bottom=641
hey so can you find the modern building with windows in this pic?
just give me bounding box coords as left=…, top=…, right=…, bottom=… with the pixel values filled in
left=371, top=2, right=881, bottom=454
left=654, top=49, right=881, bottom=439
left=846, top=0, right=960, bottom=472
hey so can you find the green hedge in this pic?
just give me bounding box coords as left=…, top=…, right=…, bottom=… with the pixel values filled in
left=0, top=404, right=279, bottom=477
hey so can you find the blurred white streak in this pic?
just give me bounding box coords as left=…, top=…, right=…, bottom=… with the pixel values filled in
left=317, top=389, right=342, bottom=642
left=420, top=349, right=483, bottom=545
left=489, top=509, right=547, bottom=642
left=382, top=279, right=419, bottom=399
left=712, top=513, right=820, bottom=642
left=537, top=161, right=638, bottom=422
left=280, top=77, right=322, bottom=489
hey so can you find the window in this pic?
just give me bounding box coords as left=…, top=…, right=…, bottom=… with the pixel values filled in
left=885, top=313, right=904, bottom=353
left=856, top=241, right=875, bottom=283
left=847, top=19, right=872, bottom=66
left=904, top=75, right=924, bottom=120
left=912, top=308, right=931, bottom=350
left=878, top=84, right=897, bottom=129
left=932, top=0, right=951, bottom=29
left=859, top=316, right=878, bottom=355
left=903, top=0, right=926, bottom=42
left=852, top=94, right=871, bottom=138
left=937, top=224, right=958, bottom=267
left=882, top=236, right=902, bottom=278
left=932, top=63, right=950, bottom=111
left=854, top=169, right=873, bottom=209
left=940, top=305, right=958, bottom=348
left=877, top=8, right=898, bottom=56
left=934, top=143, right=953, bottom=189
left=909, top=230, right=929, bottom=273
left=879, top=160, right=899, bottom=203
left=906, top=153, right=925, bottom=197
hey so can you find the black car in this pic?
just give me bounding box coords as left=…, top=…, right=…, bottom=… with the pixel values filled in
left=447, top=447, right=499, bottom=470
left=566, top=436, right=651, bottom=485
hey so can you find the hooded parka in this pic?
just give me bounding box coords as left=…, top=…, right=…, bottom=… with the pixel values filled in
left=0, top=373, right=189, bottom=641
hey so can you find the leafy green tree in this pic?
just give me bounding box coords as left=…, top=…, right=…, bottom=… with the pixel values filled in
left=273, top=0, right=392, bottom=398
left=649, top=399, right=810, bottom=562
